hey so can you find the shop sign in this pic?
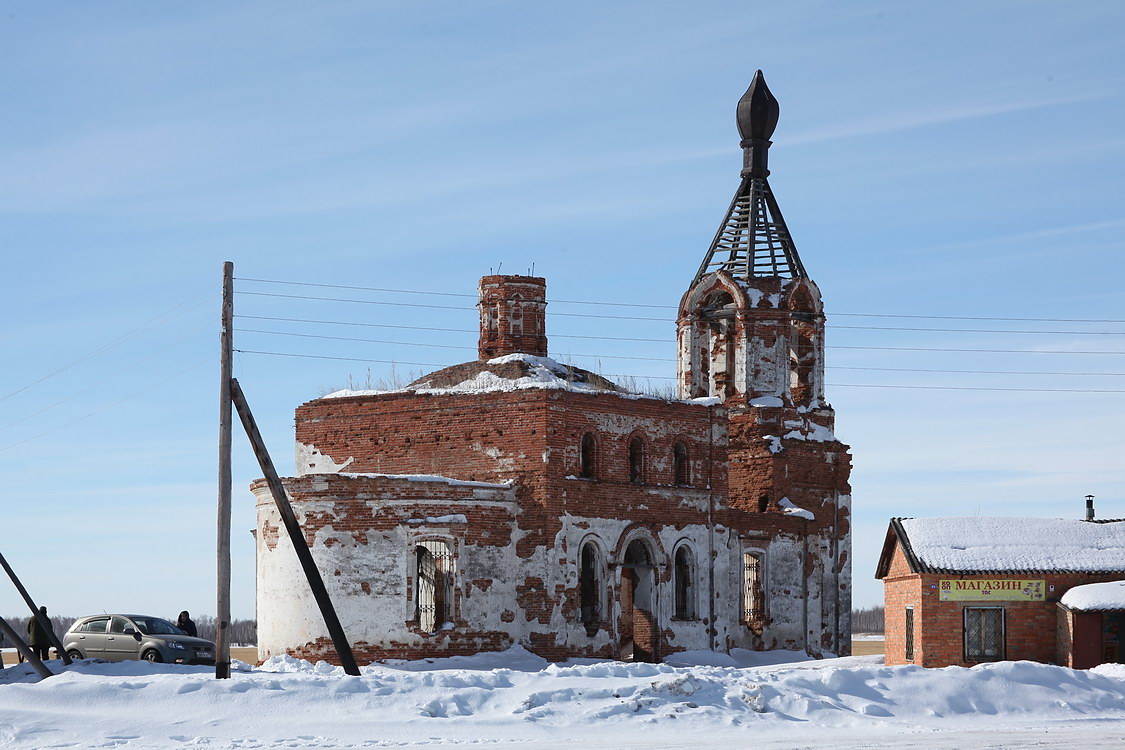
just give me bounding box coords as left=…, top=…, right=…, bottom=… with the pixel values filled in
left=939, top=579, right=1045, bottom=601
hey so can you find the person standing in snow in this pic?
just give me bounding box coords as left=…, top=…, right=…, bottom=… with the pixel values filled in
left=27, top=605, right=53, bottom=661
left=176, top=611, right=198, bottom=637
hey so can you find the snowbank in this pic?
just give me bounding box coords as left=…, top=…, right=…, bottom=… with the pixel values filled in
left=3, top=647, right=1125, bottom=748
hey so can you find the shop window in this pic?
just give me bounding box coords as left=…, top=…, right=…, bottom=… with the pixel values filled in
left=673, top=441, right=690, bottom=486
left=742, top=551, right=765, bottom=628
left=628, top=436, right=645, bottom=483
left=414, top=540, right=454, bottom=633
left=580, top=432, right=597, bottom=479
left=579, top=541, right=601, bottom=635
left=674, top=546, right=695, bottom=619
left=964, top=607, right=1004, bottom=662
left=905, top=607, right=915, bottom=662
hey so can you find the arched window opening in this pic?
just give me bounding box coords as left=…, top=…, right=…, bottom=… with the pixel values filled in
left=758, top=493, right=770, bottom=513
left=674, top=546, right=694, bottom=619
left=580, top=433, right=597, bottom=478
left=628, top=436, right=645, bottom=483
left=579, top=542, right=600, bottom=635
left=673, top=441, right=690, bottom=486
left=702, top=292, right=736, bottom=399
left=414, top=540, right=453, bottom=633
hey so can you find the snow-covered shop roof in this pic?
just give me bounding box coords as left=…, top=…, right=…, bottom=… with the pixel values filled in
left=1061, top=580, right=1125, bottom=611
left=876, top=517, right=1125, bottom=577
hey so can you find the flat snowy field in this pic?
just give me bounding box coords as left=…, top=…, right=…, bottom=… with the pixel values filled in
left=3, top=648, right=1125, bottom=749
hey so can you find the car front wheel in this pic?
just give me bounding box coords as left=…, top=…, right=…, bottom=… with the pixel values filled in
left=66, top=649, right=83, bottom=660
left=142, top=649, right=163, bottom=663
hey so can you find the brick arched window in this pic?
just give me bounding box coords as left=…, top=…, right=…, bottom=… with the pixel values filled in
left=673, top=441, right=690, bottom=486
left=580, top=432, right=597, bottom=479
left=628, top=436, right=645, bottom=483
left=673, top=545, right=695, bottom=619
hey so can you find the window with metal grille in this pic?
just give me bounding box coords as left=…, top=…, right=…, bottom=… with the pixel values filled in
left=905, top=607, right=914, bottom=661
left=742, top=551, right=765, bottom=624
left=414, top=540, right=454, bottom=633
left=963, top=607, right=1004, bottom=662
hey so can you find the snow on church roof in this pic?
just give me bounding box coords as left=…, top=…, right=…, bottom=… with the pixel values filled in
left=324, top=353, right=720, bottom=405
left=1061, top=580, right=1125, bottom=611
left=886, top=517, right=1125, bottom=574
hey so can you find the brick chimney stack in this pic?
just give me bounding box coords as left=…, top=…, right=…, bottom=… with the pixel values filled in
left=478, top=275, right=548, bottom=360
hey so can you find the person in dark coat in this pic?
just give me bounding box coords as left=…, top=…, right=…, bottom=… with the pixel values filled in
left=176, top=611, right=197, bottom=638
left=27, top=606, right=52, bottom=661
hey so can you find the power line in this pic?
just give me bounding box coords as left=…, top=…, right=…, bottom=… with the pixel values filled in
left=235, top=328, right=1125, bottom=375
left=1, top=289, right=215, bottom=404
left=833, top=344, right=1125, bottom=356
left=237, top=290, right=1125, bottom=334
left=235, top=314, right=671, bottom=343
left=236, top=318, right=1125, bottom=354
left=235, top=275, right=1125, bottom=324
left=0, top=324, right=213, bottom=434
left=237, top=328, right=674, bottom=362
left=827, top=383, right=1125, bottom=394
left=232, top=349, right=1125, bottom=393
left=0, top=355, right=215, bottom=453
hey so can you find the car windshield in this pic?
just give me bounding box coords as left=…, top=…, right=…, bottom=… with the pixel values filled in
left=129, top=617, right=184, bottom=636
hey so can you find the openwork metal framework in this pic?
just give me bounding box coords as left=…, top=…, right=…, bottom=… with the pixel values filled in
left=693, top=176, right=806, bottom=284
left=691, top=69, right=808, bottom=286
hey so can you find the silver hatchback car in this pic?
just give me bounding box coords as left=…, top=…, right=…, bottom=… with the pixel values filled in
left=64, top=614, right=216, bottom=665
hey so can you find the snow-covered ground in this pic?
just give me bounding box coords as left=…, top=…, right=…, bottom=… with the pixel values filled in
left=3, top=648, right=1125, bottom=749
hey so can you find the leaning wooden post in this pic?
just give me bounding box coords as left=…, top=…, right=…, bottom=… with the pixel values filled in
left=230, top=377, right=361, bottom=676
left=216, top=260, right=234, bottom=679
left=0, top=552, right=71, bottom=665
left=0, top=616, right=52, bottom=680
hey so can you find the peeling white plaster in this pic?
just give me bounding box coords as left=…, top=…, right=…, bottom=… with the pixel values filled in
left=296, top=442, right=354, bottom=476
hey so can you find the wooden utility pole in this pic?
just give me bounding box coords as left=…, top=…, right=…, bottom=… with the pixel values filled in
left=0, top=552, right=71, bottom=665
left=216, top=261, right=234, bottom=679
left=231, top=378, right=361, bottom=676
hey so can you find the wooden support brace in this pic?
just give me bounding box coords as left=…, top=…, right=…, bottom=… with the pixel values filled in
left=0, top=616, right=52, bottom=680
left=230, top=377, right=361, bottom=676
left=0, top=552, right=71, bottom=665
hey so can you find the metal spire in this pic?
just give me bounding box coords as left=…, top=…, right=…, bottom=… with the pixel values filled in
left=692, top=70, right=807, bottom=285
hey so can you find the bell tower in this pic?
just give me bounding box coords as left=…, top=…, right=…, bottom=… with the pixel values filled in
left=677, top=70, right=825, bottom=408
left=678, top=71, right=852, bottom=654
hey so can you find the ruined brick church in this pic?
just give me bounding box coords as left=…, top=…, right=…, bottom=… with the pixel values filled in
left=254, top=71, right=852, bottom=663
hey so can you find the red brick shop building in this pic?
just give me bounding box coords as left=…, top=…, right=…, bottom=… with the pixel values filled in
left=253, top=72, right=853, bottom=665
left=877, top=517, right=1125, bottom=668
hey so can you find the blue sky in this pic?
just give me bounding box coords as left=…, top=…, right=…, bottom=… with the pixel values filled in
left=2, top=1, right=1123, bottom=623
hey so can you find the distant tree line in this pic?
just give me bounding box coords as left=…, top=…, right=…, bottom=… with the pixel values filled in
left=852, top=606, right=884, bottom=633
left=0, top=614, right=257, bottom=647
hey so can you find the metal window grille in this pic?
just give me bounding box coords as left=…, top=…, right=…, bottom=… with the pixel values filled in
left=905, top=607, right=914, bottom=661
left=964, top=607, right=1004, bottom=662
left=414, top=541, right=454, bottom=633
left=742, top=552, right=765, bottom=622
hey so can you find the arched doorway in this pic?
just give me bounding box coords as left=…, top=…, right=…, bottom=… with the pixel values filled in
left=620, top=538, right=657, bottom=662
